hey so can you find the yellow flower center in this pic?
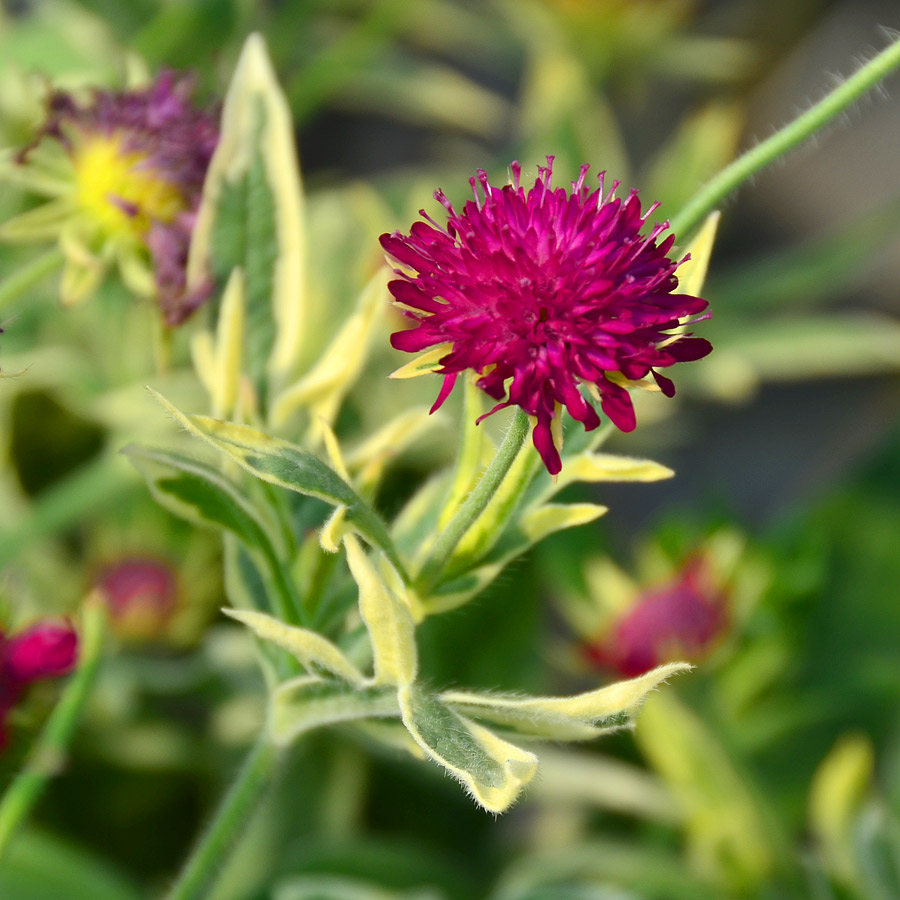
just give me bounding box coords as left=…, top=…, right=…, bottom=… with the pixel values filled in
left=73, top=133, right=185, bottom=240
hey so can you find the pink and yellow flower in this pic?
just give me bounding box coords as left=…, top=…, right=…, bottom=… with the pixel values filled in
left=2, top=71, right=218, bottom=323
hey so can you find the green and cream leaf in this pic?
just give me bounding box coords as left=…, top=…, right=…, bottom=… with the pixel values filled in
left=399, top=684, right=538, bottom=814
left=224, top=608, right=366, bottom=686
left=148, top=390, right=403, bottom=574
left=269, top=677, right=399, bottom=747
left=344, top=535, right=418, bottom=686
left=187, top=33, right=307, bottom=396
left=441, top=663, right=691, bottom=742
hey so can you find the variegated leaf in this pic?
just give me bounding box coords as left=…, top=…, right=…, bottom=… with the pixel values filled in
left=399, top=684, right=538, bottom=814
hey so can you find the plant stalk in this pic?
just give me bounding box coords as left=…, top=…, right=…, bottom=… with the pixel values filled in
left=415, top=408, right=530, bottom=593
left=670, top=35, right=900, bottom=239
left=165, top=738, right=279, bottom=900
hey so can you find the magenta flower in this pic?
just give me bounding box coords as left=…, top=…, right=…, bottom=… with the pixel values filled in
left=381, top=158, right=711, bottom=474
left=0, top=620, right=79, bottom=748
left=585, top=558, right=725, bottom=677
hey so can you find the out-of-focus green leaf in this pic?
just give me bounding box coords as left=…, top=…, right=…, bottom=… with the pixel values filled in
left=532, top=748, right=680, bottom=825
left=505, top=2, right=630, bottom=178
left=275, top=875, right=443, bottom=900
left=708, top=196, right=900, bottom=313
left=133, top=0, right=236, bottom=67
left=345, top=406, right=439, bottom=497
left=692, top=314, right=900, bottom=401
left=809, top=733, right=874, bottom=888
left=644, top=103, right=743, bottom=215
left=0, top=828, right=141, bottom=900
left=270, top=269, right=388, bottom=434
left=286, top=0, right=415, bottom=122
left=853, top=803, right=900, bottom=900
left=491, top=839, right=732, bottom=900
left=492, top=886, right=640, bottom=900
left=337, top=59, right=510, bottom=136
left=188, top=33, right=306, bottom=406
left=635, top=692, right=779, bottom=890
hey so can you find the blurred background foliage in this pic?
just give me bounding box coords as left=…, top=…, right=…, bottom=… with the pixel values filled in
left=2, top=0, right=900, bottom=898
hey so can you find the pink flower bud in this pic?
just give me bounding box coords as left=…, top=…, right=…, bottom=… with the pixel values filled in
left=585, top=558, right=726, bottom=677
left=97, top=557, right=178, bottom=639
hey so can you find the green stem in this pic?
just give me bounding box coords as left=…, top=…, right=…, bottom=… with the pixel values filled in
left=670, top=35, right=900, bottom=239
left=415, top=408, right=530, bottom=593
left=0, top=247, right=65, bottom=310
left=165, top=738, right=279, bottom=900
left=0, top=602, right=106, bottom=856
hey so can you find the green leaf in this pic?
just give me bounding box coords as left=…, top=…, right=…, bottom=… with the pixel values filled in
left=269, top=676, right=399, bottom=746
left=809, top=734, right=875, bottom=885
left=555, top=453, right=674, bottom=492
left=274, top=875, right=442, bottom=900
left=442, top=663, right=689, bottom=742
left=422, top=503, right=607, bottom=616
left=344, top=535, right=418, bottom=686
left=693, top=313, right=900, bottom=401
left=518, top=503, right=608, bottom=544
left=187, top=33, right=307, bottom=402
left=209, top=266, right=246, bottom=420
left=491, top=839, right=729, bottom=900
left=0, top=828, right=142, bottom=900
left=123, top=444, right=302, bottom=623
left=399, top=684, right=538, bottom=814
left=269, top=269, right=387, bottom=430
left=645, top=100, right=743, bottom=216
left=124, top=444, right=278, bottom=551
left=148, top=390, right=404, bottom=575
left=224, top=608, right=367, bottom=686
left=675, top=210, right=720, bottom=298
left=634, top=691, right=777, bottom=886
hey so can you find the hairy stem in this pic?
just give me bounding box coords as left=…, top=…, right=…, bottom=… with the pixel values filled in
left=670, top=34, right=900, bottom=238
left=415, top=408, right=530, bottom=593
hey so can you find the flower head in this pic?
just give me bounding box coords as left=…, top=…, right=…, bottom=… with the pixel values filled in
left=97, top=557, right=178, bottom=640
left=0, top=619, right=78, bottom=748
left=381, top=158, right=711, bottom=474
left=5, top=71, right=218, bottom=323
left=585, top=557, right=726, bottom=677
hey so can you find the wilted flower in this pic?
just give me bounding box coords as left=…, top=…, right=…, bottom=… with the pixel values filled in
left=381, top=158, right=711, bottom=474
left=585, top=557, right=726, bottom=677
left=2, top=71, right=218, bottom=323
left=97, top=557, right=178, bottom=640
left=0, top=619, right=78, bottom=748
